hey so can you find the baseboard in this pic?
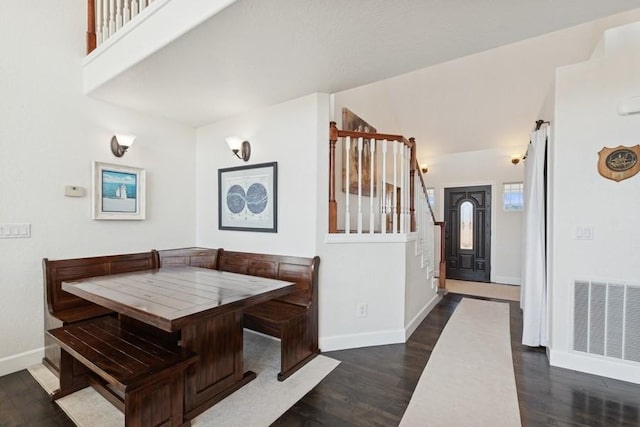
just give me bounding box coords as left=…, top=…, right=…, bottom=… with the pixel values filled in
left=493, top=276, right=521, bottom=286
left=320, top=329, right=405, bottom=352
left=549, top=348, right=640, bottom=384
left=405, top=293, right=442, bottom=340
left=0, top=347, right=44, bottom=377
left=320, top=294, right=442, bottom=352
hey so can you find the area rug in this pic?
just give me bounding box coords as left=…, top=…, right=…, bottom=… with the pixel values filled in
left=29, top=330, right=339, bottom=427
left=399, top=298, right=521, bottom=427
left=447, top=279, right=520, bottom=302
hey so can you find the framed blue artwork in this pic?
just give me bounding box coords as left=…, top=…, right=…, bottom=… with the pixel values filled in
left=92, top=161, right=146, bottom=220
left=218, top=162, right=277, bottom=232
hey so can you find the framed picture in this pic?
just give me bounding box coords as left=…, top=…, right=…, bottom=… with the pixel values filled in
left=92, top=161, right=146, bottom=220
left=341, top=107, right=378, bottom=196
left=218, top=162, right=277, bottom=232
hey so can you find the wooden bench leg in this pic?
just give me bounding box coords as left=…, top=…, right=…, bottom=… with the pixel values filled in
left=278, top=316, right=319, bottom=381
left=51, top=349, right=90, bottom=400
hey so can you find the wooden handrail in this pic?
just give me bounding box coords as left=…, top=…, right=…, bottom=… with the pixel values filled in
left=328, top=121, right=446, bottom=290
left=87, top=0, right=97, bottom=54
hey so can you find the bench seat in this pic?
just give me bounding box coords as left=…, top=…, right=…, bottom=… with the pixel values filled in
left=43, top=250, right=160, bottom=376
left=218, top=250, right=320, bottom=381
left=48, top=316, right=197, bottom=427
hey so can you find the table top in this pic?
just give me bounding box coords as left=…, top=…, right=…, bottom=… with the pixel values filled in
left=62, top=266, right=294, bottom=332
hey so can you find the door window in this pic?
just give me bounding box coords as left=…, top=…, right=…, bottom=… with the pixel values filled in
left=460, top=201, right=473, bottom=250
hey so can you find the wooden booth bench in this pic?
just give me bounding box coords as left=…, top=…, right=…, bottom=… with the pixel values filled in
left=43, top=250, right=160, bottom=375
left=218, top=250, right=321, bottom=381
left=157, top=247, right=321, bottom=381
left=48, top=316, right=197, bottom=427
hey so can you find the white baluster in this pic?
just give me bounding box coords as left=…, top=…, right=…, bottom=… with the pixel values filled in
left=345, top=137, right=350, bottom=234
left=357, top=137, right=363, bottom=234
left=116, top=0, right=123, bottom=31
left=96, top=0, right=103, bottom=45
left=392, top=142, right=398, bottom=234
left=369, top=138, right=375, bottom=234
left=140, top=0, right=147, bottom=12
left=405, top=145, right=410, bottom=233
left=400, top=143, right=405, bottom=233
left=123, top=0, right=130, bottom=24
left=381, top=140, right=387, bottom=234
left=102, top=0, right=109, bottom=41
left=131, top=0, right=139, bottom=17
left=109, top=0, right=116, bottom=36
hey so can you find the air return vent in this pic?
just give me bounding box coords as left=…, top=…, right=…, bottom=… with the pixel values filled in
left=573, top=281, right=640, bottom=362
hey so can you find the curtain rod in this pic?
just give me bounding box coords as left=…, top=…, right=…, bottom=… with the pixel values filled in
left=535, top=119, right=550, bottom=131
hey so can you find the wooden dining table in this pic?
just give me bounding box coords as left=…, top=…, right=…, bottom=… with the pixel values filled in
left=62, top=265, right=294, bottom=420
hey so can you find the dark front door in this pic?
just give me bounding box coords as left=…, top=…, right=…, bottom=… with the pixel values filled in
left=444, top=185, right=491, bottom=282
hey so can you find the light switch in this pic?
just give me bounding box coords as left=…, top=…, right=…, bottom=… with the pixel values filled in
left=0, top=223, right=31, bottom=239
left=576, top=225, right=594, bottom=240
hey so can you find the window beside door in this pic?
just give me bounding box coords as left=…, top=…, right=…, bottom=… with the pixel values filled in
left=503, top=182, right=524, bottom=211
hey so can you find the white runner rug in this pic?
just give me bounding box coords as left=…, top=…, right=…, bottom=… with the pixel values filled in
left=400, top=298, right=521, bottom=427
left=30, top=330, right=339, bottom=427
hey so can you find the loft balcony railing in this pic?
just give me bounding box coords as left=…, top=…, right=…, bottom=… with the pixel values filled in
left=86, top=0, right=157, bottom=53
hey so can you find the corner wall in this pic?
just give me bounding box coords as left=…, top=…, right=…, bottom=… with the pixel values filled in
left=550, top=21, right=640, bottom=383
left=195, top=93, right=327, bottom=256
left=0, top=3, right=196, bottom=376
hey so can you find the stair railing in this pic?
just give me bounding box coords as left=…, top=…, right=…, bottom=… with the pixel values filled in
left=329, top=122, right=446, bottom=289
left=86, top=0, right=156, bottom=54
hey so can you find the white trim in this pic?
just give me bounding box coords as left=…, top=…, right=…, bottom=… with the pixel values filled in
left=405, top=294, right=442, bottom=340
left=320, top=293, right=441, bottom=351
left=0, top=347, right=44, bottom=377
left=549, top=348, right=640, bottom=385
left=494, top=276, right=521, bottom=286
left=320, top=329, right=405, bottom=352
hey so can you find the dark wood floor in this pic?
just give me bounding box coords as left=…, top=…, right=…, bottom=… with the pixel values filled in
left=2, top=293, right=640, bottom=426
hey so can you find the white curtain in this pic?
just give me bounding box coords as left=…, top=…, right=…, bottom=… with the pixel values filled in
left=521, top=126, right=548, bottom=347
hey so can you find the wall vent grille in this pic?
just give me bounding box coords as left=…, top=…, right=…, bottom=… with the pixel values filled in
left=573, top=280, right=640, bottom=362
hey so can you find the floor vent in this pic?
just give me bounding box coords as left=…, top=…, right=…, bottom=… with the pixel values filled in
left=573, top=280, right=640, bottom=362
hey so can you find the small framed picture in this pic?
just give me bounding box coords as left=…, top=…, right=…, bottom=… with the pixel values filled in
left=218, top=162, right=277, bottom=232
left=92, top=161, right=146, bottom=220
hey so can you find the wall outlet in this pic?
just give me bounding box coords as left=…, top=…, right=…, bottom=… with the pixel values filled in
left=357, top=302, right=368, bottom=318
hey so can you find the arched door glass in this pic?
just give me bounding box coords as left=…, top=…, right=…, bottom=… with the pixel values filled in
left=460, top=201, right=473, bottom=250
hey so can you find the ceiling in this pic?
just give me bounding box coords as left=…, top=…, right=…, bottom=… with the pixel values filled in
left=90, top=0, right=640, bottom=128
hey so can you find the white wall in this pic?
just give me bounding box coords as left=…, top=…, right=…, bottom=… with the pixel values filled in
left=333, top=9, right=640, bottom=287
left=195, top=94, right=327, bottom=256
left=428, top=149, right=525, bottom=284
left=317, top=241, right=407, bottom=351
left=0, top=3, right=196, bottom=376
left=550, top=21, right=640, bottom=383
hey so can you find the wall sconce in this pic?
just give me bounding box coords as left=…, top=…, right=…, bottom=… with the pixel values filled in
left=226, top=136, right=251, bottom=161
left=110, top=133, right=136, bottom=157
left=511, top=156, right=521, bottom=165
left=421, top=165, right=428, bottom=173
